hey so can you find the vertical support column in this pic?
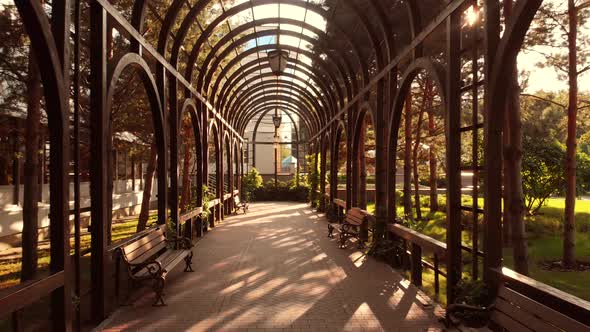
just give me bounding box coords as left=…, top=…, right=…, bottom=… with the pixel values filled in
left=446, top=10, right=463, bottom=304
left=169, top=77, right=179, bottom=235
left=89, top=1, right=108, bottom=323
left=156, top=67, right=168, bottom=226
left=51, top=0, right=72, bottom=328
left=483, top=0, right=502, bottom=286
left=319, top=136, right=327, bottom=212
left=375, top=79, right=388, bottom=241
left=411, top=243, right=423, bottom=286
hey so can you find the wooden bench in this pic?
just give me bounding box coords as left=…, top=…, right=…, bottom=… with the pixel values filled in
left=116, top=226, right=193, bottom=306
left=327, top=207, right=366, bottom=249
left=234, top=195, right=249, bottom=214
left=445, top=283, right=590, bottom=331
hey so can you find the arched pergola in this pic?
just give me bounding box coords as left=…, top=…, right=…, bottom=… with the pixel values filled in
left=10, top=0, right=588, bottom=331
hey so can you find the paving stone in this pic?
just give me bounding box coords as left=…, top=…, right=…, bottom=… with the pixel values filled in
left=99, top=202, right=443, bottom=331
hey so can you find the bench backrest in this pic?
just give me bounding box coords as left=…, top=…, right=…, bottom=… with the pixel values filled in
left=234, top=196, right=241, bottom=205
left=119, top=226, right=167, bottom=265
left=491, top=285, right=590, bottom=332
left=345, top=208, right=365, bottom=226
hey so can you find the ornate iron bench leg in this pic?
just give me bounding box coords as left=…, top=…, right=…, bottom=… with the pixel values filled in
left=339, top=232, right=347, bottom=248
left=327, top=224, right=334, bottom=238
left=184, top=251, right=194, bottom=272
left=152, top=277, right=166, bottom=306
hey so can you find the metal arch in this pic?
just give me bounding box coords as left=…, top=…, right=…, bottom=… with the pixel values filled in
left=202, top=43, right=346, bottom=115
left=239, top=102, right=314, bottom=136
left=212, top=47, right=347, bottom=116
left=178, top=98, right=204, bottom=206
left=228, top=80, right=323, bottom=124
left=13, top=0, right=72, bottom=328
left=237, top=101, right=316, bottom=136
left=105, top=52, right=169, bottom=226
left=199, top=29, right=354, bottom=104
left=196, top=17, right=360, bottom=101
left=219, top=60, right=335, bottom=121
left=236, top=97, right=318, bottom=135
left=405, top=0, right=423, bottom=57
left=251, top=107, right=301, bottom=147
left=129, top=0, right=148, bottom=51
left=229, top=82, right=323, bottom=125
left=226, top=75, right=327, bottom=116
left=340, top=0, right=386, bottom=69
left=220, top=62, right=334, bottom=119
left=177, top=0, right=371, bottom=89
left=106, top=54, right=165, bottom=144
left=226, top=71, right=328, bottom=127
left=238, top=102, right=314, bottom=136
left=247, top=105, right=306, bottom=142
left=235, top=95, right=317, bottom=133
left=387, top=57, right=447, bottom=154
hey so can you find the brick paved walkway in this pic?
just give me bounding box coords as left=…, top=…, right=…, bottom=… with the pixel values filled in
left=99, top=202, right=444, bottom=332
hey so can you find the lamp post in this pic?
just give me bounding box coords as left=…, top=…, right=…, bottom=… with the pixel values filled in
left=272, top=111, right=281, bottom=188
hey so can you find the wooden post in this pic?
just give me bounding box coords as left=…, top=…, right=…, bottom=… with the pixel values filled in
left=446, top=10, right=463, bottom=304
left=89, top=3, right=108, bottom=322
left=411, top=243, right=423, bottom=286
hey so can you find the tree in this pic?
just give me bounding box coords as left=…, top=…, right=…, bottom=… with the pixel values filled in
left=526, top=0, right=590, bottom=267
left=522, top=137, right=564, bottom=215
left=503, top=0, right=528, bottom=274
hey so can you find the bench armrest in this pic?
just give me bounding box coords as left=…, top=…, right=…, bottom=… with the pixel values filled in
left=444, top=303, right=494, bottom=327
left=166, top=235, right=193, bottom=249
left=129, top=260, right=164, bottom=279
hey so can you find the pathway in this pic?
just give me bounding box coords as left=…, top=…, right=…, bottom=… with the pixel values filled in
left=98, top=202, right=444, bottom=331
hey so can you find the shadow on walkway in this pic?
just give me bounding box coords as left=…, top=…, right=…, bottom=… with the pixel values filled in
left=98, top=202, right=444, bottom=332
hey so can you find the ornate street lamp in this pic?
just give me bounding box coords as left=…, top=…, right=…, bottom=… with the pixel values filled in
left=267, top=49, right=289, bottom=75
left=272, top=114, right=282, bottom=129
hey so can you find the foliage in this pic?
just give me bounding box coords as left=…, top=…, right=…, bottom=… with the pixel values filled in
left=452, top=279, right=491, bottom=327
left=306, top=154, right=320, bottom=207
left=367, top=238, right=406, bottom=268
left=200, top=185, right=214, bottom=219
left=522, top=136, right=564, bottom=215
left=252, top=180, right=308, bottom=202
left=241, top=168, right=263, bottom=201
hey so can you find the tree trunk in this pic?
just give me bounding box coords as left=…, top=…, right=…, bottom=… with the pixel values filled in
left=426, top=80, right=438, bottom=212
left=137, top=143, right=157, bottom=232
left=413, top=91, right=427, bottom=220
left=21, top=47, right=41, bottom=281
left=180, top=122, right=192, bottom=212
left=506, top=65, right=529, bottom=275
left=563, top=0, right=578, bottom=268
left=403, top=94, right=413, bottom=219
left=359, top=120, right=367, bottom=209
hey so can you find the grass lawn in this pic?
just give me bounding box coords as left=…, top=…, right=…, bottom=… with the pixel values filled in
left=0, top=211, right=158, bottom=290
left=366, top=197, right=590, bottom=302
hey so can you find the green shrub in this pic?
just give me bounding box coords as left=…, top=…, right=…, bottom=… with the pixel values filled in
left=252, top=180, right=308, bottom=202
left=522, top=137, right=564, bottom=215
left=241, top=168, right=263, bottom=201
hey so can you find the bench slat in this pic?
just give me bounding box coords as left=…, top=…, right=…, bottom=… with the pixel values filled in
left=121, top=228, right=164, bottom=256
left=491, top=310, right=533, bottom=332
left=495, top=298, right=560, bottom=332
left=134, top=249, right=189, bottom=278
left=122, top=230, right=164, bottom=260
left=498, top=286, right=589, bottom=331
left=128, top=241, right=167, bottom=265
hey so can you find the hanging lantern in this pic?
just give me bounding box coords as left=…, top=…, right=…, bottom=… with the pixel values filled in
left=267, top=49, right=289, bottom=75
left=272, top=114, right=282, bottom=129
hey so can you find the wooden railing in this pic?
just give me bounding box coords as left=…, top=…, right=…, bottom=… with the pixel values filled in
left=328, top=199, right=590, bottom=326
